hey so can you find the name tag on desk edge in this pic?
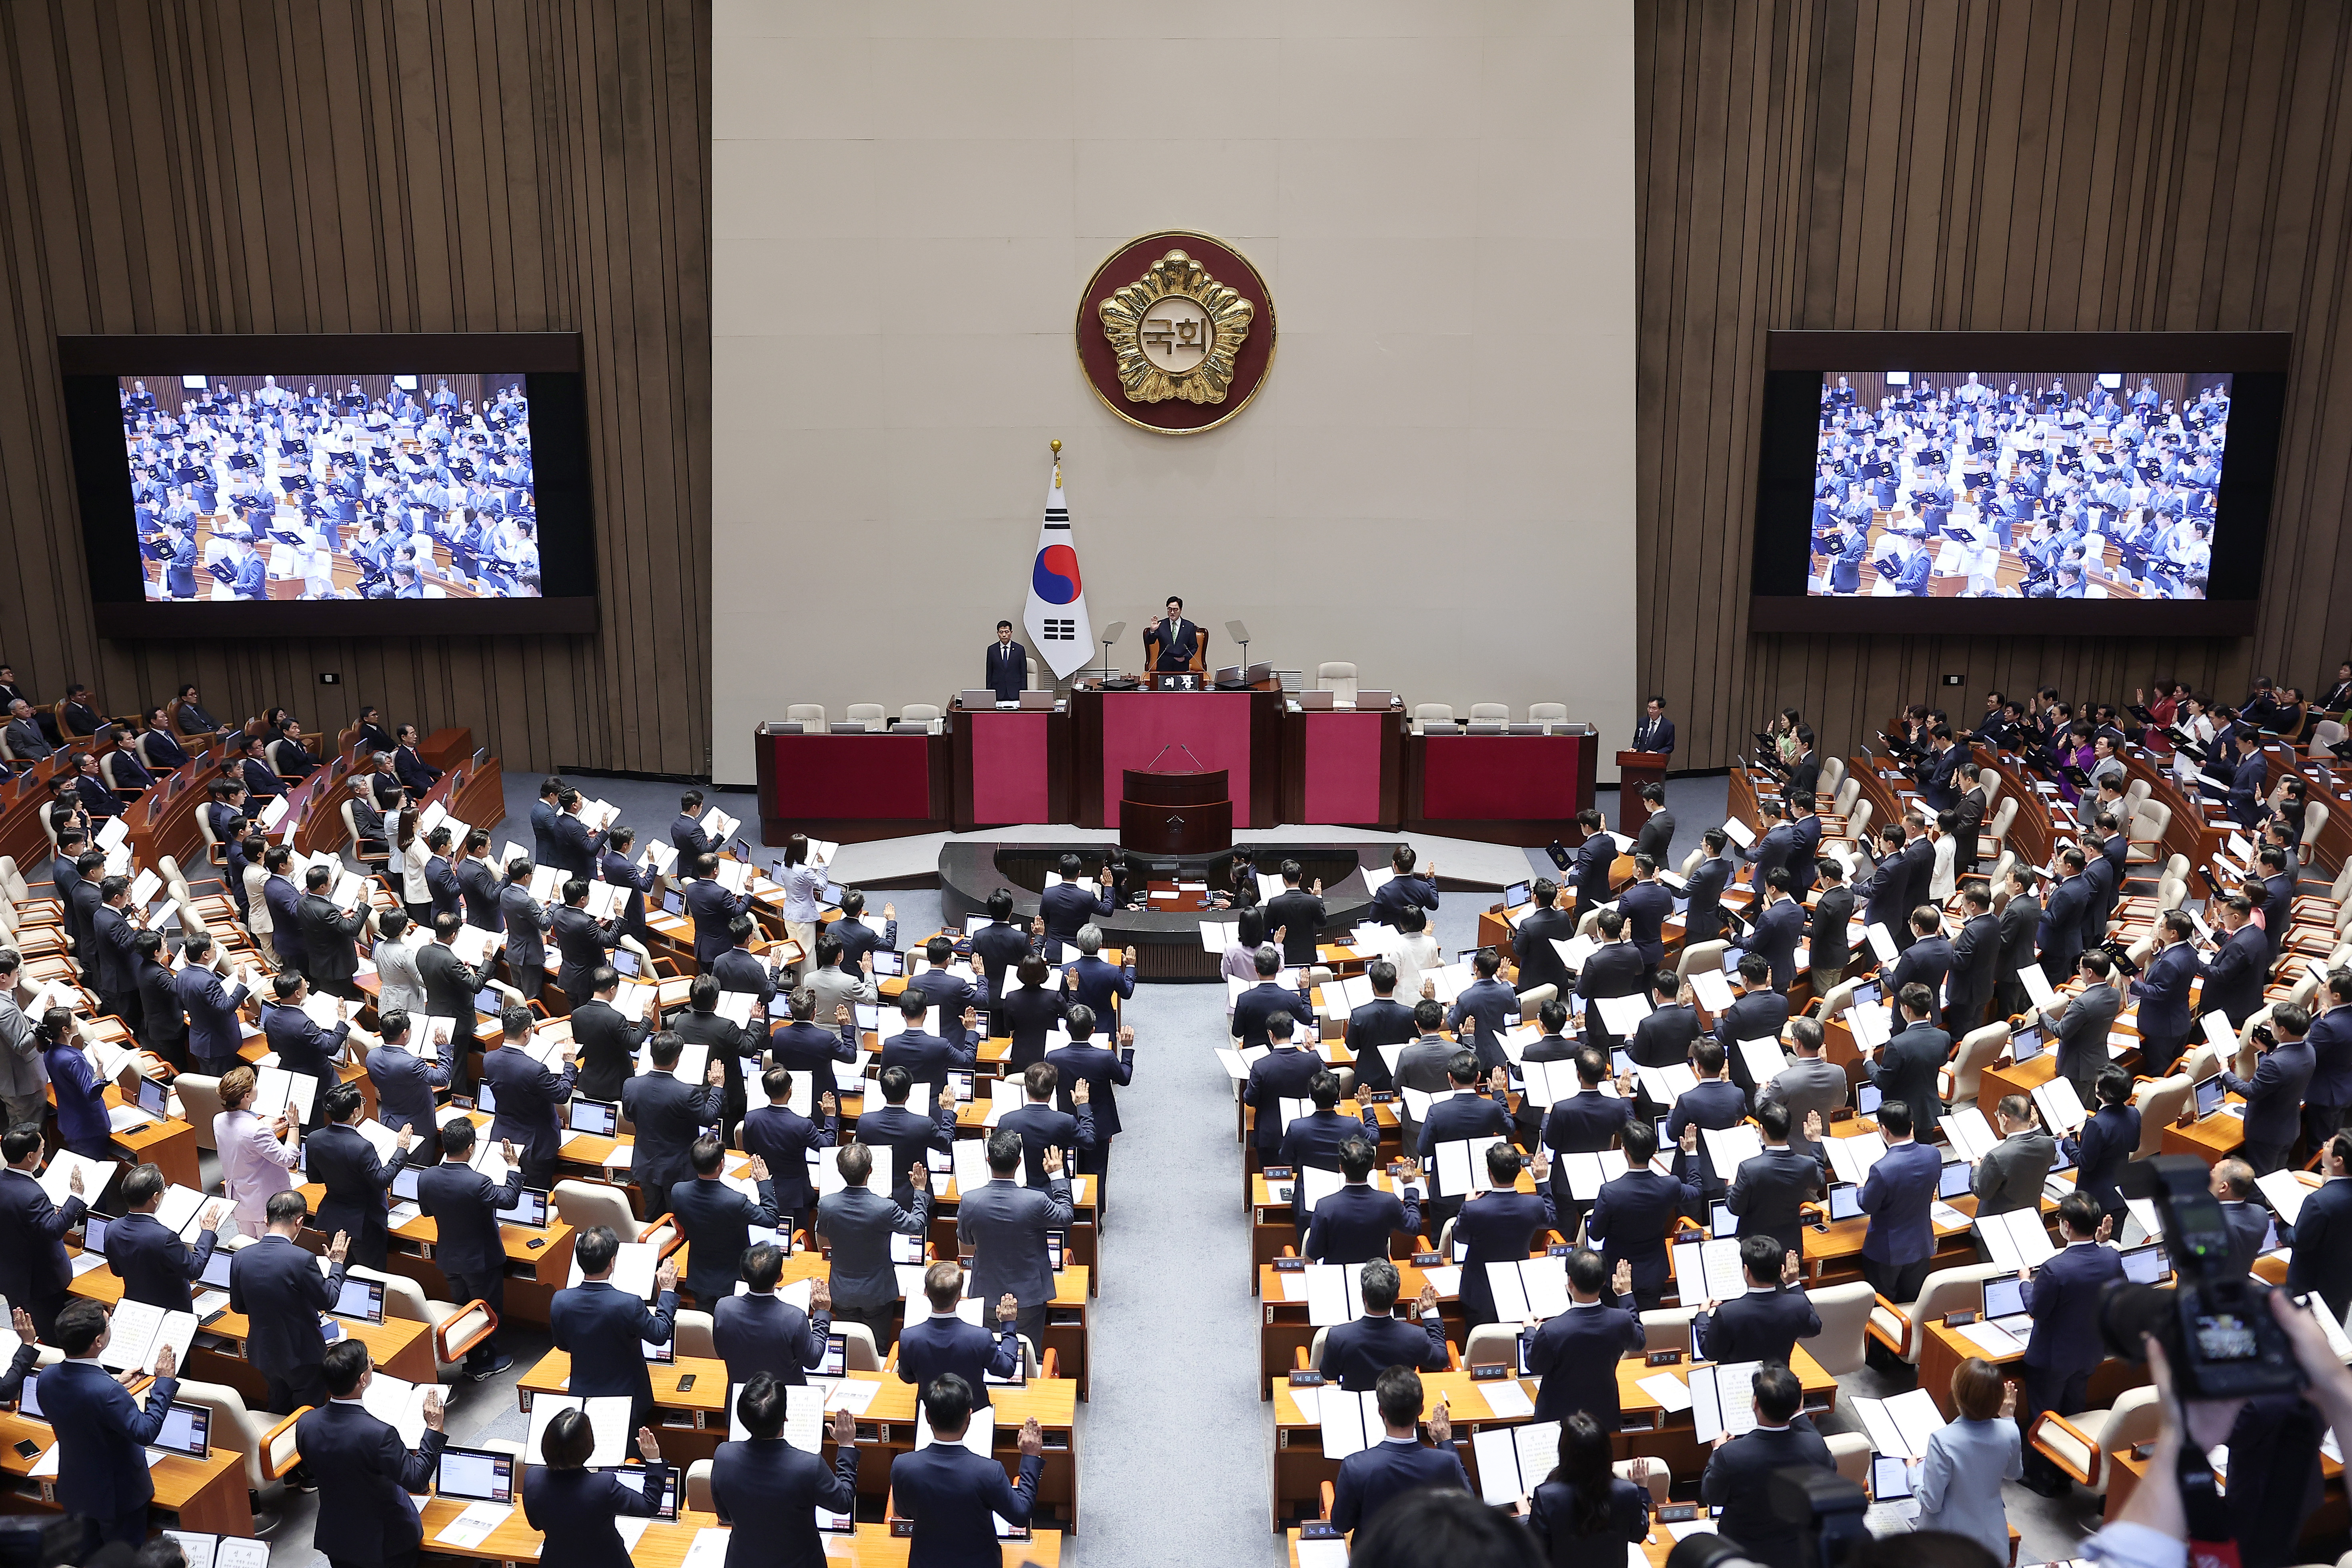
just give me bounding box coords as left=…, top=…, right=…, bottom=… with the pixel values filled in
left=891, top=1520, right=915, bottom=1538
left=1545, top=1242, right=1574, bottom=1257
left=1288, top=1370, right=1326, bottom=1386
left=1944, top=1310, right=1979, bottom=1326
left=1469, top=1364, right=1512, bottom=1381
left=1411, top=1252, right=1443, bottom=1267
left=1273, top=1257, right=1307, bottom=1272
left=1363, top=1091, right=1395, bottom=1103
left=1262, top=1166, right=1294, bottom=1181
left=1645, top=1348, right=1683, bottom=1366
left=1301, top=1522, right=1343, bottom=1540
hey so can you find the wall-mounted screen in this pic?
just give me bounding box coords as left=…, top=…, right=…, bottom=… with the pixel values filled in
left=61, top=334, right=595, bottom=636
left=1752, top=332, right=2291, bottom=634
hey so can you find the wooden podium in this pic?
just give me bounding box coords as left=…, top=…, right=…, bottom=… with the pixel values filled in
left=1119, top=767, right=1232, bottom=855
left=1616, top=749, right=1669, bottom=835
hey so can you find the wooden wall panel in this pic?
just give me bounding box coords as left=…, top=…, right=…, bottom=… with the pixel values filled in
left=1639, top=0, right=2352, bottom=771
left=0, top=0, right=710, bottom=776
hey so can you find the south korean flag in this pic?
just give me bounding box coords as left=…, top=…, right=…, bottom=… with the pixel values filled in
left=1023, top=464, right=1093, bottom=680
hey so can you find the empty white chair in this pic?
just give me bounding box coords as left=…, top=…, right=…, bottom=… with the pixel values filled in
left=1467, top=703, right=1510, bottom=725
left=900, top=703, right=945, bottom=734
left=1412, top=703, right=1456, bottom=735
left=1527, top=702, right=1569, bottom=732
left=785, top=704, right=828, bottom=734
left=844, top=703, right=886, bottom=730
left=1317, top=662, right=1358, bottom=704
left=1805, top=1281, right=1877, bottom=1380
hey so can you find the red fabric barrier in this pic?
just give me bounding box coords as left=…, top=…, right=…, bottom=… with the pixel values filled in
left=1098, top=693, right=1257, bottom=827
left=968, top=712, right=1051, bottom=824
left=1418, top=734, right=1585, bottom=821
left=768, top=734, right=932, bottom=820
left=1299, top=712, right=1387, bottom=824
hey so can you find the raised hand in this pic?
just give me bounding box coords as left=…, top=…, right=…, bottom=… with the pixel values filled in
left=1421, top=978, right=1437, bottom=1001
left=1029, top=916, right=1045, bottom=940
left=1613, top=1258, right=1634, bottom=1297
left=961, top=1005, right=979, bottom=1034
left=329, top=1230, right=351, bottom=1264
left=655, top=1258, right=679, bottom=1295
left=998, top=1292, right=1019, bottom=1324
left=152, top=1342, right=178, bottom=1380
left=706, top=1060, right=726, bottom=1086
left=1529, top=1150, right=1551, bottom=1184
left=810, top=1279, right=831, bottom=1312
left=1782, top=1250, right=1801, bottom=1286
left=829, top=1407, right=857, bottom=1447
left=1417, top=1283, right=1439, bottom=1316
left=747, top=1155, right=770, bottom=1182
left=396, top=1128, right=415, bottom=1152
left=1019, top=1416, right=1044, bottom=1456
left=835, top=1003, right=853, bottom=1026
left=636, top=1426, right=662, bottom=1464
left=1803, top=1109, right=1824, bottom=1142
left=882, top=902, right=897, bottom=921
left=1042, top=1144, right=1065, bottom=1177
left=501, top=1139, right=519, bottom=1165
left=1679, top=1123, right=1699, bottom=1154
left=1429, top=1398, right=1451, bottom=1446
left=909, top=1161, right=931, bottom=1192
left=423, top=1390, right=446, bottom=1432
left=10, top=1308, right=33, bottom=1347
left=1627, top=1455, right=1653, bottom=1489
left=1117, top=1025, right=1135, bottom=1050
left=1071, top=1079, right=1090, bottom=1106
left=818, top=1091, right=837, bottom=1118
left=67, top=1165, right=84, bottom=1197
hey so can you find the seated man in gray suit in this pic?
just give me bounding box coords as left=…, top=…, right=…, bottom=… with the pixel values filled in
left=955, top=1127, right=1074, bottom=1361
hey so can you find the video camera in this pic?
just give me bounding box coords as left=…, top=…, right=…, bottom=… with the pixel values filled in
left=2103, top=1154, right=2302, bottom=1400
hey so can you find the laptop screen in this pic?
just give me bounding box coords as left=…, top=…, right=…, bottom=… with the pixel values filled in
left=821, top=882, right=845, bottom=907
left=497, top=1188, right=548, bottom=1228
left=1938, top=1160, right=1973, bottom=1199
left=662, top=891, right=685, bottom=915
left=152, top=1402, right=210, bottom=1459
left=1982, top=1277, right=2027, bottom=1318
left=472, top=986, right=501, bottom=1014
left=477, top=1081, right=499, bottom=1115
left=2193, top=1075, right=2224, bottom=1119
left=136, top=1076, right=170, bottom=1117
left=84, top=1213, right=115, bottom=1254
left=1827, top=1183, right=1863, bottom=1222
left=2120, top=1244, right=2170, bottom=1284
left=334, top=1279, right=386, bottom=1323
left=1848, top=981, right=1883, bottom=1010
left=1503, top=881, right=1531, bottom=909
left=890, top=1232, right=925, bottom=1266
left=1047, top=1230, right=1066, bottom=1272
left=641, top=1337, right=675, bottom=1364
left=815, top=1334, right=847, bottom=1378
left=569, top=1097, right=619, bottom=1137
left=1870, top=1453, right=1914, bottom=1501
left=436, top=1446, right=517, bottom=1504
left=1855, top=1083, right=1883, bottom=1117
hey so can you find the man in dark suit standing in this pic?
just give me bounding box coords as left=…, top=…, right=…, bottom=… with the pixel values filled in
left=1233, top=944, right=1316, bottom=1050
left=997, top=1060, right=1096, bottom=1190
left=1632, top=783, right=1675, bottom=863
left=1146, top=595, right=1199, bottom=671
left=1748, top=872, right=1806, bottom=995
left=1856, top=1099, right=1941, bottom=1304
left=1570, top=809, right=1616, bottom=914
left=597, top=829, right=657, bottom=943
left=2018, top=1192, right=2127, bottom=1494
left=1952, top=762, right=1989, bottom=872
left=621, top=1031, right=727, bottom=1202
left=1038, top=854, right=1112, bottom=947
left=258, top=971, right=351, bottom=1130
left=713, top=1242, right=833, bottom=1388
left=670, top=1134, right=777, bottom=1304
left=708, top=1374, right=860, bottom=1565
left=1669, top=1042, right=1751, bottom=1212
left=826, top=887, right=896, bottom=974
left=957, top=1128, right=1073, bottom=1359
left=452, top=832, right=501, bottom=934
left=1743, top=799, right=1800, bottom=894
left=2286, top=1133, right=2352, bottom=1320
left=671, top=789, right=713, bottom=859
left=1631, top=695, right=1674, bottom=755
left=1888, top=905, right=1955, bottom=1006
left=550, top=1224, right=680, bottom=1434
left=1717, top=953, right=1789, bottom=1097
left=896, top=1259, right=1022, bottom=1404
left=2221, top=1001, right=2316, bottom=1175
left=2306, top=971, right=2352, bottom=1151
left=984, top=621, right=1027, bottom=701
left=1449, top=1143, right=1558, bottom=1328
left=566, top=966, right=648, bottom=1103
left=1682, top=828, right=1735, bottom=946
left=1693, top=1233, right=1822, bottom=1366
left=2037, top=849, right=2093, bottom=985
left=1870, top=983, right=1952, bottom=1139
left=1994, top=863, right=2042, bottom=1018
left=1304, top=1137, right=1425, bottom=1266
left=740, top=1065, right=835, bottom=1242
left=105, top=1164, right=224, bottom=1312
left=2040, top=952, right=2124, bottom=1105
left=231, top=1190, right=351, bottom=1414
left=1278, top=1072, right=1379, bottom=1227
left=40, top=1298, right=182, bottom=1550
left=2212, top=1158, right=2284, bottom=1280
left=1701, top=1364, right=1836, bottom=1567
left=174, top=932, right=251, bottom=1078
left=299, top=1339, right=448, bottom=1568
left=1416, top=1053, right=1512, bottom=1231
left=310, top=1081, right=415, bottom=1269
left=496, top=858, right=552, bottom=1001
left=891, top=1375, right=1047, bottom=1559
left=416, top=913, right=487, bottom=1091
left=1317, top=1259, right=1448, bottom=1388
left=1512, top=878, right=1579, bottom=1002
left=1575, top=908, right=1648, bottom=1045
left=415, top=1117, right=522, bottom=1380
left=1943, top=881, right=2000, bottom=1035
left=969, top=889, right=1037, bottom=1003
left=1727, top=1101, right=1827, bottom=1262
left=1806, top=858, right=1856, bottom=997
left=853, top=1066, right=957, bottom=1206
left=877, top=988, right=979, bottom=1087
left=1527, top=1249, right=1643, bottom=1425
left=765, top=991, right=860, bottom=1109
left=1538, top=1045, right=1634, bottom=1219
left=549, top=879, right=624, bottom=1007
left=529, top=777, right=564, bottom=866
left=1264, top=861, right=1326, bottom=967
left=545, top=790, right=608, bottom=878
left=814, top=1143, right=931, bottom=1353
left=1618, top=854, right=1675, bottom=975
left=2200, top=893, right=2273, bottom=1033
left=481, top=1005, right=579, bottom=1191
left=1343, top=957, right=1417, bottom=1093
left=1587, top=1121, right=1700, bottom=1310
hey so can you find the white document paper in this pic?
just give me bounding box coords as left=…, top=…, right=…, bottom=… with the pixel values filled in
left=1942, top=1107, right=1996, bottom=1163
left=1638, top=1370, right=1694, bottom=1413
left=2258, top=1169, right=2316, bottom=1227
left=2031, top=1076, right=2088, bottom=1135
left=2018, top=963, right=2058, bottom=1011
left=432, top=1502, right=512, bottom=1550
left=1687, top=968, right=1735, bottom=1012
left=524, top=1395, right=633, bottom=1467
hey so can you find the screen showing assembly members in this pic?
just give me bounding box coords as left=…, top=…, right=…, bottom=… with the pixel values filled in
left=1806, top=370, right=2232, bottom=602
left=120, top=372, right=542, bottom=603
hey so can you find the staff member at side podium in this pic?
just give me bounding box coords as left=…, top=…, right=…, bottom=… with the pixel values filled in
left=1631, top=695, right=1674, bottom=754
left=985, top=620, right=1027, bottom=702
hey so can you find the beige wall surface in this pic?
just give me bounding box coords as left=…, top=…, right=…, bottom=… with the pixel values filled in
left=711, top=0, right=1637, bottom=786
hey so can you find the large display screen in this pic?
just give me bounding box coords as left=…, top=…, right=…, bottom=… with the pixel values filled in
left=60, top=333, right=595, bottom=636
left=120, top=372, right=542, bottom=602
left=1807, top=371, right=2232, bottom=601
left=1751, top=332, right=2291, bottom=634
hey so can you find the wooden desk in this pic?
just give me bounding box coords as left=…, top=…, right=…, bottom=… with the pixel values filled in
left=0, top=1409, right=254, bottom=1537
left=1265, top=1351, right=1839, bottom=1530
left=1916, top=1317, right=2148, bottom=1422
left=104, top=1087, right=202, bottom=1189
left=2161, top=1100, right=2247, bottom=1162
left=292, top=1173, right=577, bottom=1326
left=411, top=1504, right=1062, bottom=1565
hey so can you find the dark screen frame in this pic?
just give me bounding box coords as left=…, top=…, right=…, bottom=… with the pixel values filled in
left=1750, top=330, right=2292, bottom=634
left=59, top=332, right=596, bottom=636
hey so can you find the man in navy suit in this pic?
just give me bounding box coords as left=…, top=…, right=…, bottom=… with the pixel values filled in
left=1342, top=960, right=1420, bottom=1096
left=2221, top=1001, right=2316, bottom=1174
left=1669, top=1041, right=1752, bottom=1211
left=0, top=1124, right=89, bottom=1338
left=1701, top=1364, right=1837, bottom=1567
left=1888, top=905, right=1956, bottom=1002
left=712, top=1241, right=833, bottom=1387
left=482, top=1005, right=580, bottom=1190
left=2037, top=849, right=2094, bottom=984
left=258, top=847, right=305, bottom=969
left=1727, top=1100, right=1828, bottom=1262
left=2018, top=1192, right=2128, bottom=1494
left=299, top=1338, right=448, bottom=1568
left=310, top=1081, right=415, bottom=1269
left=1145, top=595, right=1199, bottom=671
left=530, top=776, right=564, bottom=865
left=1587, top=1121, right=1700, bottom=1310
left=40, top=1298, right=182, bottom=1550
left=1527, top=1248, right=1644, bottom=1425
left=2229, top=730, right=2269, bottom=828
left=670, top=789, right=714, bottom=859
left=1304, top=1136, right=1425, bottom=1265
left=1717, top=954, right=1790, bottom=1097
left=709, top=1373, right=861, bottom=1568
left=550, top=1223, right=680, bottom=1434
left=414, top=1117, right=523, bottom=1380
left=1330, top=1364, right=1472, bottom=1534
left=1061, top=925, right=1132, bottom=1021
left=815, top=1143, right=931, bottom=1352
left=957, top=1129, right=1073, bottom=1360
left=1693, top=1233, right=1820, bottom=1366
left=1451, top=1143, right=1559, bottom=1327
left=364, top=1009, right=447, bottom=1160
left=1233, top=943, right=1316, bottom=1050
left=741, top=1064, right=836, bottom=1240
left=106, top=1164, right=224, bottom=1312
left=853, top=1064, right=957, bottom=1205
left=969, top=889, right=1038, bottom=1003
left=231, top=1189, right=352, bottom=1414
left=1743, top=799, right=1802, bottom=895
left=545, top=789, right=608, bottom=877
left=765, top=989, right=861, bottom=1108
left=1943, top=881, right=2001, bottom=1034
left=2200, top=894, right=2274, bottom=1037
left=595, top=829, right=656, bottom=941
left=1570, top=809, right=1616, bottom=914
left=1576, top=908, right=1649, bottom=1044
left=549, top=880, right=624, bottom=1007
left=1278, top=1071, right=1379, bottom=1230
left=1749, top=872, right=1806, bottom=995
left=984, top=621, right=1027, bottom=701
left=1512, top=879, right=1579, bottom=1000
left=175, top=932, right=252, bottom=1077
left=1245, top=1011, right=1327, bottom=1157
left=1618, top=854, right=1676, bottom=973
left=996, top=1060, right=1096, bottom=1190
left=681, top=855, right=756, bottom=973
left=1443, top=947, right=1518, bottom=1076
left=1683, top=829, right=1737, bottom=948
left=1539, top=1045, right=1634, bottom=1217
left=1631, top=696, right=1674, bottom=755
left=2286, top=1133, right=2352, bottom=1321
left=896, top=1260, right=1023, bottom=1406
left=391, top=724, right=441, bottom=794
left=1417, top=1053, right=1513, bottom=1230
left=259, top=971, right=350, bottom=1131
left=671, top=1133, right=778, bottom=1302
left=624, top=1031, right=728, bottom=1202
left=239, top=733, right=282, bottom=807
left=890, top=1374, right=1046, bottom=1564
left=1369, top=844, right=1441, bottom=930
left=1265, top=861, right=1328, bottom=967
left=1854, top=823, right=1914, bottom=954
left=1857, top=1099, right=1942, bottom=1303
left=1868, top=983, right=1952, bottom=1140
left=495, top=859, right=552, bottom=1002
left=1319, top=1261, right=1448, bottom=1392
left=1038, top=853, right=1113, bottom=946
left=878, top=987, right=980, bottom=1087
left=2038, top=952, right=2123, bottom=1105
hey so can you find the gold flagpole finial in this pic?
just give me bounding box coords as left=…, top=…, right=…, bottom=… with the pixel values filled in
left=1051, top=437, right=1062, bottom=485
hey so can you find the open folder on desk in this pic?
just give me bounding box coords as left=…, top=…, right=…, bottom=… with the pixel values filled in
left=526, top=1396, right=632, bottom=1467
left=1852, top=1388, right=1946, bottom=1459
left=360, top=1372, right=436, bottom=1449
left=98, top=1299, right=196, bottom=1376
left=1594, top=991, right=1653, bottom=1037
left=1686, top=967, right=1735, bottom=1013
left=1303, top=1264, right=1368, bottom=1328
left=568, top=1241, right=661, bottom=1300
left=1429, top=1139, right=1491, bottom=1199
left=1471, top=1421, right=1565, bottom=1507
left=1687, top=1360, right=1764, bottom=1445
left=1519, top=1059, right=1582, bottom=1108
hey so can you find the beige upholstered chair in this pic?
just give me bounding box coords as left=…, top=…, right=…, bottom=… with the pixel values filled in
left=2130, top=1075, right=2191, bottom=1159
left=843, top=703, right=886, bottom=731
left=1527, top=703, right=1569, bottom=732
left=1411, top=703, right=1456, bottom=735
left=1316, top=663, right=1358, bottom=704
left=1467, top=703, right=1511, bottom=725
left=1941, top=1023, right=2010, bottom=1109
left=1639, top=1305, right=1699, bottom=1354
left=1806, top=1281, right=1878, bottom=1379
left=1866, top=1260, right=2012, bottom=1366
left=2031, top=1386, right=2162, bottom=1495
left=900, top=703, right=944, bottom=734
left=175, top=1073, right=226, bottom=1151
left=675, top=1308, right=715, bottom=1360
left=785, top=704, right=828, bottom=734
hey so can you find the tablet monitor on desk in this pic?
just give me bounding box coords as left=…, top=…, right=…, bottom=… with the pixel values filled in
left=136, top=1076, right=170, bottom=1118
left=2010, top=1022, right=2044, bottom=1063
left=150, top=1402, right=210, bottom=1460
left=957, top=690, right=997, bottom=710
left=569, top=1097, right=619, bottom=1137
left=436, top=1446, right=517, bottom=1504
left=388, top=1165, right=421, bottom=1202
left=1982, top=1276, right=2028, bottom=1321
left=662, top=891, right=684, bottom=916
left=1708, top=1201, right=1737, bottom=1237
left=1855, top=1083, right=1883, bottom=1117
left=815, top=1334, right=847, bottom=1378
left=1870, top=1453, right=1914, bottom=1502
left=612, top=948, right=642, bottom=979
left=476, top=1081, right=499, bottom=1115
left=1826, top=1183, right=1864, bottom=1222
left=641, top=1337, right=674, bottom=1364
left=17, top=1368, right=43, bottom=1421
left=497, top=1187, right=548, bottom=1228
left=890, top=1232, right=926, bottom=1266
left=868, top=949, right=904, bottom=978
left=1848, top=981, right=1882, bottom=1009
left=1938, top=1159, right=1973, bottom=1199
left=1047, top=1230, right=1066, bottom=1271
left=83, top=1212, right=116, bottom=1254
left=1503, top=881, right=1531, bottom=909
left=2193, top=1074, right=2225, bottom=1119
left=471, top=986, right=502, bottom=1015
left=333, top=1278, right=386, bottom=1324
left=2120, top=1243, right=2170, bottom=1284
